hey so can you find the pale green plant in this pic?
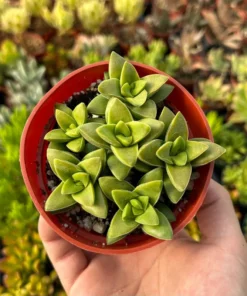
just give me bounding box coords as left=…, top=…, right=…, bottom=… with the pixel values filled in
left=231, top=54, right=247, bottom=82
left=208, top=48, right=230, bottom=73
left=21, top=0, right=50, bottom=16
left=1, top=7, right=30, bottom=35
left=113, top=0, right=144, bottom=24
left=77, top=0, right=109, bottom=34
left=42, top=1, right=74, bottom=35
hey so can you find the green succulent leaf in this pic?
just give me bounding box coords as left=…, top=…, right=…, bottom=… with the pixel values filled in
left=65, top=127, right=81, bottom=138
left=88, top=117, right=106, bottom=124
left=156, top=142, right=173, bottom=165
left=138, top=196, right=149, bottom=211
left=159, top=106, right=175, bottom=136
left=163, top=173, right=185, bottom=204
left=138, top=167, right=164, bottom=185
left=106, top=97, right=133, bottom=124
left=81, top=183, right=108, bottom=219
left=134, top=180, right=163, bottom=206
left=55, top=103, right=73, bottom=115
left=142, top=74, right=168, bottom=97
left=116, top=134, right=133, bottom=146
left=83, top=148, right=107, bottom=169
left=166, top=163, right=192, bottom=192
left=139, top=118, right=165, bottom=144
left=55, top=109, right=77, bottom=131
left=99, top=177, right=134, bottom=200
left=166, top=112, right=188, bottom=142
left=72, top=172, right=90, bottom=187
left=151, top=84, right=174, bottom=103
left=87, top=94, right=108, bottom=116
left=112, top=190, right=138, bottom=210
left=45, top=183, right=76, bottom=212
left=109, top=51, right=125, bottom=79
left=115, top=120, right=131, bottom=136
left=130, top=199, right=143, bottom=209
left=107, top=210, right=139, bottom=239
left=79, top=122, right=110, bottom=149
left=122, top=203, right=135, bottom=221
left=107, top=154, right=131, bottom=181
left=156, top=203, right=176, bottom=222
left=121, top=82, right=133, bottom=97
left=72, top=182, right=95, bottom=207
left=54, top=159, right=81, bottom=181
left=171, top=151, right=188, bottom=166
left=186, top=141, right=209, bottom=162
left=190, top=139, right=226, bottom=167
left=127, top=121, right=151, bottom=144
left=47, top=146, right=79, bottom=175
left=96, top=124, right=121, bottom=147
left=170, top=136, right=186, bottom=155
left=139, top=139, right=164, bottom=167
left=120, top=61, right=140, bottom=86
left=61, top=177, right=84, bottom=195
left=131, top=80, right=147, bottom=96
left=134, top=160, right=153, bottom=173
left=111, top=144, right=138, bottom=167
left=142, top=210, right=173, bottom=240
left=132, top=207, right=143, bottom=216
left=66, top=137, right=85, bottom=153
left=135, top=204, right=159, bottom=226
left=107, top=235, right=126, bottom=245
left=78, top=157, right=102, bottom=184
left=98, top=78, right=122, bottom=98
left=129, top=99, right=157, bottom=119
left=44, top=129, right=71, bottom=142
left=72, top=103, right=87, bottom=125
left=126, top=89, right=148, bottom=107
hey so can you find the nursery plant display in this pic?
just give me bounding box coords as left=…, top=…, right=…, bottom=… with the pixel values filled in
left=0, top=0, right=247, bottom=293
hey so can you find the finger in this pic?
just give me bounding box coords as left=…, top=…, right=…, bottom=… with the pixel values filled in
left=38, top=216, right=88, bottom=294
left=196, top=179, right=243, bottom=244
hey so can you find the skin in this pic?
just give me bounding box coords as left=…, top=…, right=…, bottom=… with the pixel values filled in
left=39, top=180, right=247, bottom=296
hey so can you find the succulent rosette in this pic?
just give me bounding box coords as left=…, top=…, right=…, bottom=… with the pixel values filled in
left=44, top=51, right=225, bottom=245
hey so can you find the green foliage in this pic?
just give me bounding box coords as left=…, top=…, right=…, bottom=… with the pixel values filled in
left=0, top=7, right=30, bottom=35
left=127, top=40, right=181, bottom=76
left=5, top=57, right=47, bottom=107
left=42, top=0, right=74, bottom=35
left=21, top=0, right=51, bottom=17
left=77, top=0, right=109, bottom=34
left=223, top=158, right=247, bottom=206
left=207, top=48, right=230, bottom=73
left=231, top=54, right=247, bottom=82
left=113, top=0, right=144, bottom=24
left=0, top=106, right=11, bottom=126
left=0, top=40, right=21, bottom=67
left=229, top=82, right=247, bottom=129
left=207, top=111, right=247, bottom=165
left=198, top=75, right=233, bottom=106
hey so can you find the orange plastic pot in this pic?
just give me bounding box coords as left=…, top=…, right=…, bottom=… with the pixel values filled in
left=20, top=61, right=214, bottom=254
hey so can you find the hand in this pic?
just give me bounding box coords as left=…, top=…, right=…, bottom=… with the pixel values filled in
left=39, top=180, right=247, bottom=296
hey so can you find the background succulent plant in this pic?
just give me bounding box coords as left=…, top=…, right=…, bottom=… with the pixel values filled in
left=113, top=0, right=145, bottom=25
left=44, top=52, right=225, bottom=244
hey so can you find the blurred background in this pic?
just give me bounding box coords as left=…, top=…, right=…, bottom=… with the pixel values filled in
left=0, top=0, right=247, bottom=294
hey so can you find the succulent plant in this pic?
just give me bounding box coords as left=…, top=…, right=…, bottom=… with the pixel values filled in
left=113, top=0, right=144, bottom=24
left=197, top=75, right=233, bottom=107
left=44, top=51, right=225, bottom=244
left=45, top=103, right=90, bottom=153
left=99, top=169, right=175, bottom=244
left=21, top=0, right=50, bottom=17
left=0, top=39, right=21, bottom=67
left=229, top=82, right=247, bottom=129
left=0, top=105, right=11, bottom=126
left=206, top=111, right=224, bottom=138
left=92, top=51, right=174, bottom=119
left=59, top=0, right=79, bottom=10
left=77, top=0, right=109, bottom=34
left=51, top=69, right=71, bottom=86
left=207, top=48, right=230, bottom=73
left=42, top=1, right=74, bottom=35
left=1, top=7, right=30, bottom=35
left=5, top=57, right=47, bottom=107
left=231, top=54, right=247, bottom=82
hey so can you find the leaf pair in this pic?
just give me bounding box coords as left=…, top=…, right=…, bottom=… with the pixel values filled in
left=45, top=146, right=108, bottom=219
left=44, top=103, right=88, bottom=153
left=99, top=168, right=175, bottom=244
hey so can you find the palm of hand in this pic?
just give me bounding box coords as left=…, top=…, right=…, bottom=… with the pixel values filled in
left=39, top=181, right=247, bottom=296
